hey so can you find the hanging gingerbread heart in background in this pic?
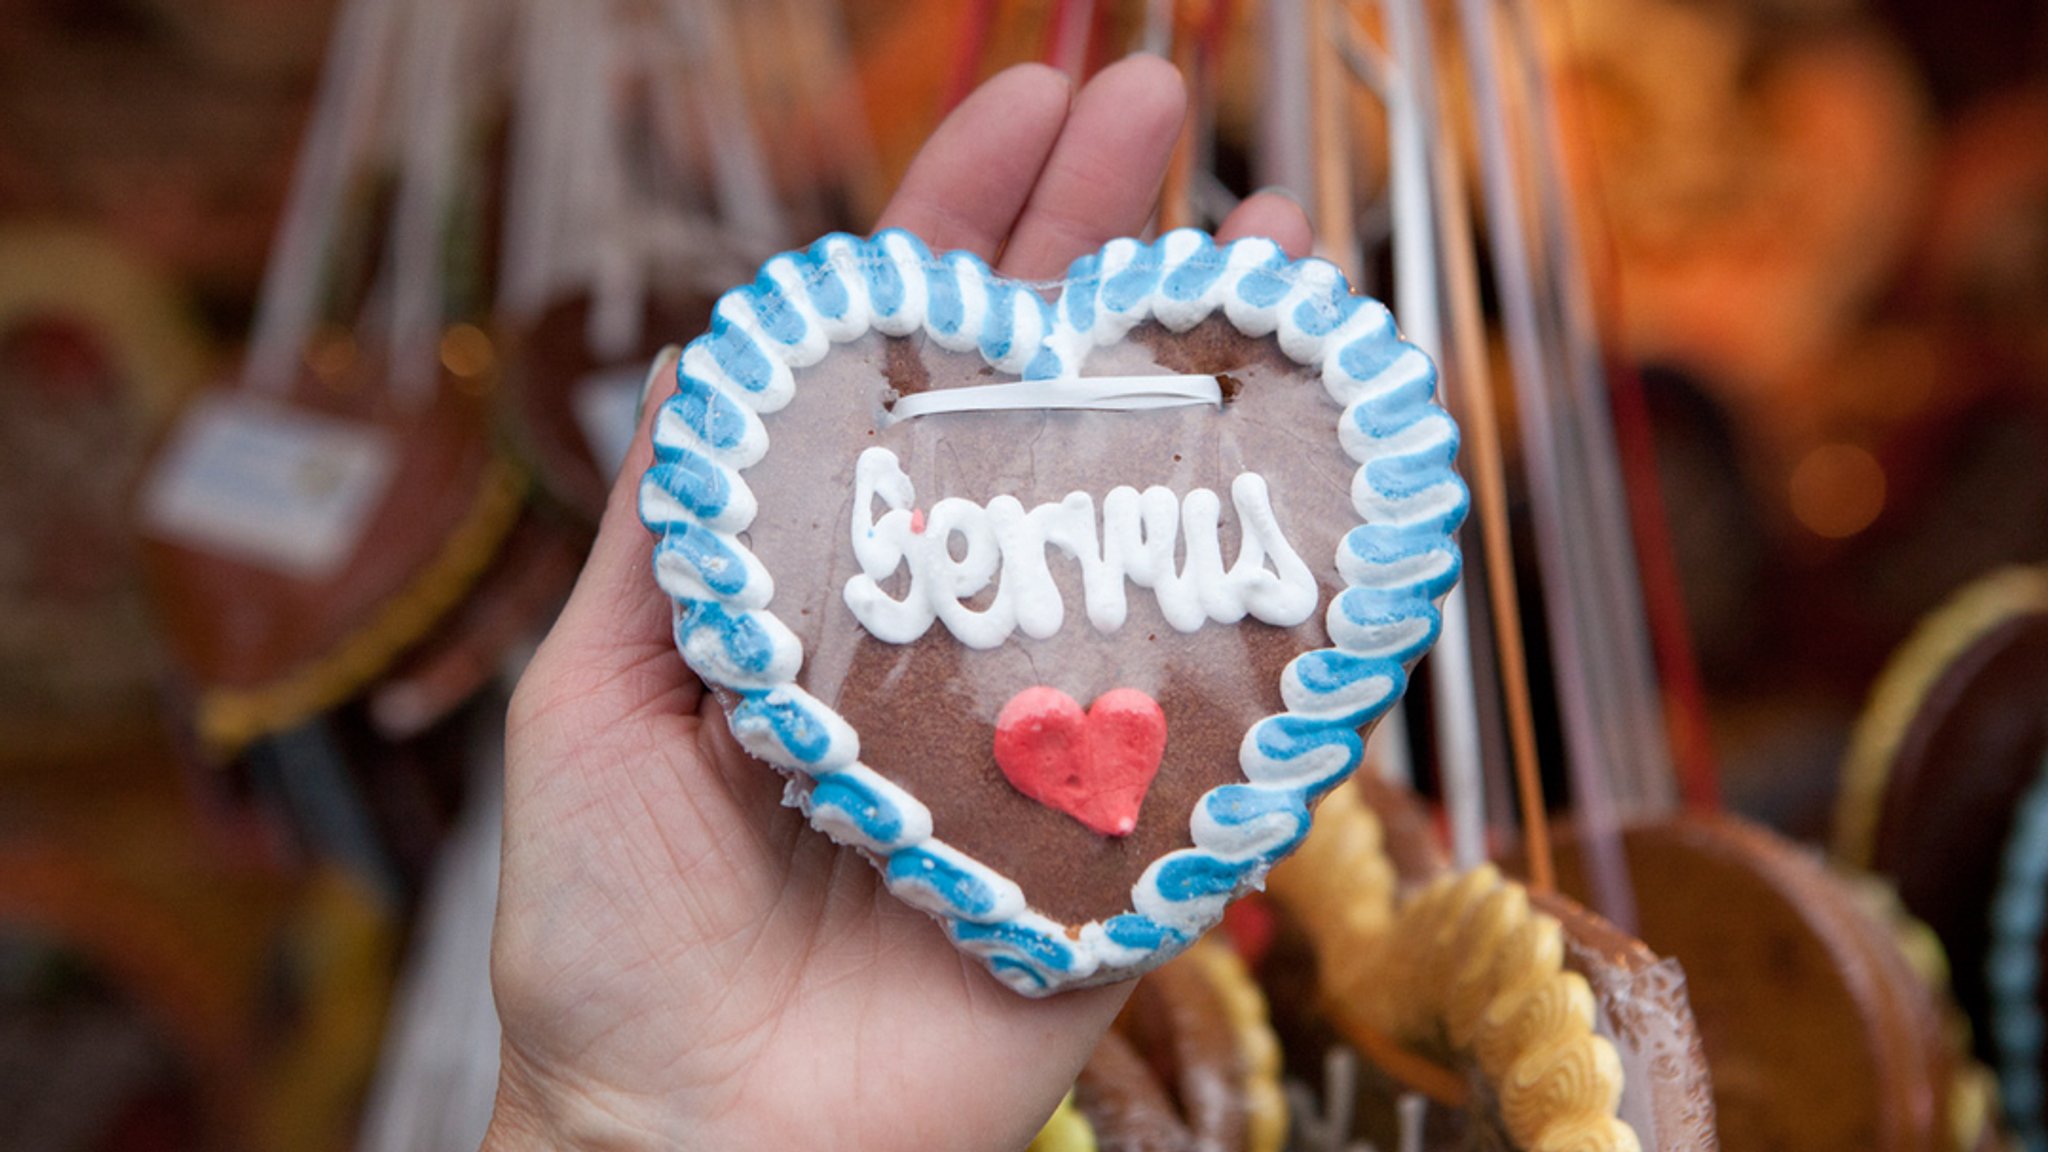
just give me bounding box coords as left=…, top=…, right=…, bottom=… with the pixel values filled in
left=0, top=226, right=215, bottom=764
left=133, top=0, right=526, bottom=762
left=641, top=227, right=1466, bottom=994
left=493, top=0, right=800, bottom=524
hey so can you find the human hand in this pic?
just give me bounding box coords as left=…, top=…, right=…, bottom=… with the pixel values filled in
left=485, top=55, right=1311, bottom=1152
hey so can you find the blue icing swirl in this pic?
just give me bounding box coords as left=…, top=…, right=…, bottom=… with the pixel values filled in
left=1163, top=235, right=1228, bottom=301
left=1343, top=518, right=1467, bottom=574
left=1338, top=321, right=1407, bottom=380
left=654, top=523, right=751, bottom=598
left=989, top=957, right=1049, bottom=991
left=1103, top=914, right=1185, bottom=952
left=732, top=690, right=838, bottom=766
left=1364, top=431, right=1464, bottom=501
left=1101, top=240, right=1163, bottom=313
left=1023, top=344, right=1065, bottom=381
left=1330, top=587, right=1444, bottom=663
left=1347, top=368, right=1440, bottom=438
left=859, top=234, right=911, bottom=317
left=704, top=310, right=775, bottom=394
left=926, top=255, right=966, bottom=335
left=951, top=919, right=1078, bottom=970
left=1154, top=854, right=1256, bottom=902
left=1252, top=713, right=1369, bottom=775
left=886, top=846, right=1003, bottom=917
left=979, top=278, right=1019, bottom=362
left=1201, top=786, right=1311, bottom=856
left=800, top=236, right=854, bottom=319
left=1292, top=276, right=1363, bottom=337
left=1060, top=250, right=1102, bottom=331
left=662, top=373, right=753, bottom=454
left=1292, top=649, right=1406, bottom=696
left=809, top=772, right=907, bottom=847
left=745, top=274, right=809, bottom=347
left=677, top=601, right=780, bottom=678
left=1237, top=258, right=1294, bottom=309
left=643, top=455, right=732, bottom=522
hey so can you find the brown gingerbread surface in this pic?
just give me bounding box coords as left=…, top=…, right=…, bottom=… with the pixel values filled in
left=1077, top=1029, right=1198, bottom=1152
left=733, top=315, right=1361, bottom=927
left=1551, top=814, right=1948, bottom=1152
left=1066, top=936, right=1283, bottom=1152
left=366, top=506, right=590, bottom=740
left=1116, top=949, right=1254, bottom=1152
left=1353, top=773, right=1451, bottom=885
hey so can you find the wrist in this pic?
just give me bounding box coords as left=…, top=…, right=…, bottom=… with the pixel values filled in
left=483, top=1049, right=675, bottom=1152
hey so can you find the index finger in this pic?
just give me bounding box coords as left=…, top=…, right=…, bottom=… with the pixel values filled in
left=874, top=64, right=1073, bottom=261
left=997, top=54, right=1187, bottom=280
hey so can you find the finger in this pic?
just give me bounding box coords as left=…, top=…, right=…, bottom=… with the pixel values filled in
left=874, top=64, right=1074, bottom=261
left=538, top=347, right=682, bottom=669
left=998, top=54, right=1187, bottom=280
left=1216, top=189, right=1315, bottom=260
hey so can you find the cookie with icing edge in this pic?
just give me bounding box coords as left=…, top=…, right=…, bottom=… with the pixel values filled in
left=1832, top=565, right=2048, bottom=1149
left=638, top=228, right=1466, bottom=995
left=1833, top=565, right=2048, bottom=869
left=1258, top=782, right=1719, bottom=1151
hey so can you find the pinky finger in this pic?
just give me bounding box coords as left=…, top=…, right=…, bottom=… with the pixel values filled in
left=1215, top=189, right=1314, bottom=261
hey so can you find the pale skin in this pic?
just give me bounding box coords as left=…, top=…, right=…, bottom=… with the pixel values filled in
left=486, top=56, right=1312, bottom=1152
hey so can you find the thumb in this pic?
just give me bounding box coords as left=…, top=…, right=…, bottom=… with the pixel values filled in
left=533, top=346, right=686, bottom=677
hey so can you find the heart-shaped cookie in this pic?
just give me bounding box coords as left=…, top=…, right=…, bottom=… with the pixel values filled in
left=640, top=228, right=1465, bottom=994
left=141, top=372, right=525, bottom=758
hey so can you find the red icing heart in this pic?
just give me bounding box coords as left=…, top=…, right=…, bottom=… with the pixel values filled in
left=993, top=686, right=1167, bottom=838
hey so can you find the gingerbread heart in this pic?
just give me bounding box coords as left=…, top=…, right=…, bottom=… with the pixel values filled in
left=640, top=228, right=1465, bottom=994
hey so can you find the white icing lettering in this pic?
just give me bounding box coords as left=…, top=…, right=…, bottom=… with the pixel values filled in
left=843, top=447, right=1318, bottom=649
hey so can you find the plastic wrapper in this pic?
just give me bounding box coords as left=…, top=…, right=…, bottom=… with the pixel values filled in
left=1556, top=920, right=1719, bottom=1151
left=640, top=228, right=1466, bottom=994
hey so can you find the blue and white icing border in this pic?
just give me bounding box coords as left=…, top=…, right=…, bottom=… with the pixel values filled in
left=639, top=228, right=1467, bottom=995
left=1991, top=746, right=2048, bottom=1149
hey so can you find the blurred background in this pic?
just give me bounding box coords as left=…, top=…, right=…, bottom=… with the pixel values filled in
left=2, top=0, right=2045, bottom=1148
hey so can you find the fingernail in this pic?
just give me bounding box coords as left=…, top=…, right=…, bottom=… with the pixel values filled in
left=639, top=345, right=681, bottom=412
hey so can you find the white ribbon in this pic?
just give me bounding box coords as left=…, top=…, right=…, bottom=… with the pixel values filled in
left=885, top=374, right=1223, bottom=423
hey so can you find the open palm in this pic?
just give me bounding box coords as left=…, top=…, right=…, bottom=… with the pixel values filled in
left=486, top=57, right=1312, bottom=1152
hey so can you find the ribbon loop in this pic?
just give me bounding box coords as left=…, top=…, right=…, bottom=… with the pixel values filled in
left=886, top=374, right=1223, bottom=423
